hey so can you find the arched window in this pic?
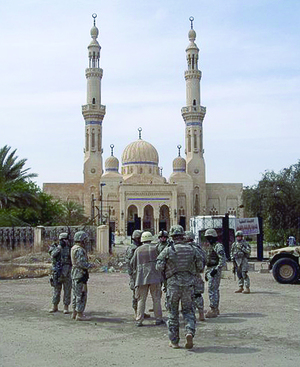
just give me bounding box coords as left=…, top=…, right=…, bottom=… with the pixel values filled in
left=86, top=132, right=89, bottom=151
left=92, top=129, right=95, bottom=148
left=194, top=131, right=197, bottom=149
left=98, top=130, right=101, bottom=151
left=92, top=98, right=96, bottom=104
left=193, top=99, right=196, bottom=106
left=188, top=132, right=191, bottom=152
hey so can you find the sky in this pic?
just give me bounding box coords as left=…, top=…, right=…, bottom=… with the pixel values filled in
left=0, top=0, right=299, bottom=188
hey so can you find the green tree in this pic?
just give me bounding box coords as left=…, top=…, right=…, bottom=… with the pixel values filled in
left=58, top=200, right=87, bottom=226
left=0, top=145, right=38, bottom=209
left=243, top=160, right=300, bottom=245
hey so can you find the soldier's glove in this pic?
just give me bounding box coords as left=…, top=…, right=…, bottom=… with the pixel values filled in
left=210, top=268, right=218, bottom=277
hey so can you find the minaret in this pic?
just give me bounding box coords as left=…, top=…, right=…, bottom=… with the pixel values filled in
left=82, top=14, right=106, bottom=217
left=181, top=17, right=206, bottom=216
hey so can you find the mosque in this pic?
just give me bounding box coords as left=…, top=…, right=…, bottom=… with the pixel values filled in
left=43, top=15, right=243, bottom=236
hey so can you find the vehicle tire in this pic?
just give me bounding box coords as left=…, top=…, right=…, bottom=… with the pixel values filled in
left=272, top=258, right=299, bottom=284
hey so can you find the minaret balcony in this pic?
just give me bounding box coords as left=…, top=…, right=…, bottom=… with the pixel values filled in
left=181, top=106, right=206, bottom=115
left=82, top=104, right=106, bottom=120
left=85, top=68, right=103, bottom=78
left=184, top=70, right=201, bottom=79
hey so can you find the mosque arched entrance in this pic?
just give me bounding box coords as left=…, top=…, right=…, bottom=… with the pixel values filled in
left=127, top=205, right=141, bottom=236
left=159, top=205, right=170, bottom=231
left=143, top=205, right=154, bottom=232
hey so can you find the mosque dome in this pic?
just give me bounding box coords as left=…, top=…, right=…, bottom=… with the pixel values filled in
left=122, top=139, right=159, bottom=166
left=105, top=155, right=119, bottom=172
left=173, top=156, right=186, bottom=172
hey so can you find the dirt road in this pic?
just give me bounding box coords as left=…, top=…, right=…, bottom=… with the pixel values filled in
left=0, top=269, right=299, bottom=367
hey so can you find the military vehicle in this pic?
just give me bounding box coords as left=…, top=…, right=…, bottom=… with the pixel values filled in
left=269, top=246, right=300, bottom=284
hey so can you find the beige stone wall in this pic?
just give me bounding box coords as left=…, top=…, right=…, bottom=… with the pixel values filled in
left=206, top=183, right=243, bottom=217
left=43, top=183, right=85, bottom=205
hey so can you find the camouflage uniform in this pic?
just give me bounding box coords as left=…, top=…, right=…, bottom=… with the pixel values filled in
left=156, top=226, right=204, bottom=348
left=184, top=232, right=206, bottom=318
left=71, top=239, right=92, bottom=314
left=205, top=238, right=226, bottom=312
left=125, top=230, right=142, bottom=315
left=49, top=239, right=72, bottom=308
left=156, top=230, right=169, bottom=254
left=231, top=238, right=251, bottom=290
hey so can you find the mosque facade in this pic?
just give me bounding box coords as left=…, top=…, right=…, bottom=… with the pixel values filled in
left=43, top=15, right=243, bottom=235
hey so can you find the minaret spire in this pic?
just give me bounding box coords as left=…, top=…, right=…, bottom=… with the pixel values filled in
left=181, top=17, right=206, bottom=216
left=82, top=14, right=106, bottom=218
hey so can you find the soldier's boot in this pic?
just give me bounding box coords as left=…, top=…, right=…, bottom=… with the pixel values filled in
left=217, top=308, right=220, bottom=315
left=169, top=341, right=180, bottom=349
left=235, top=287, right=244, bottom=293
left=205, top=307, right=218, bottom=318
left=199, top=311, right=205, bottom=321
left=72, top=309, right=77, bottom=320
left=144, top=313, right=151, bottom=319
left=49, top=304, right=58, bottom=313
left=243, top=287, right=250, bottom=294
left=185, top=334, right=193, bottom=349
left=63, top=305, right=69, bottom=314
left=76, top=312, right=91, bottom=321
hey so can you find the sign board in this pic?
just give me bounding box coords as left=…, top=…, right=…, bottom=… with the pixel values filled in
left=235, top=217, right=260, bottom=236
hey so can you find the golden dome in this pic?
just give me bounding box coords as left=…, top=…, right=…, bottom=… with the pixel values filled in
left=105, top=155, right=119, bottom=172
left=122, top=139, right=159, bottom=166
left=173, top=156, right=186, bottom=172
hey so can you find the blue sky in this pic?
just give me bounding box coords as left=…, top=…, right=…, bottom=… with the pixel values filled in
left=0, top=0, right=299, bottom=188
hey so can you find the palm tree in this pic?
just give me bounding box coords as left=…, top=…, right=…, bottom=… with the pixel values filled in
left=0, top=145, right=38, bottom=209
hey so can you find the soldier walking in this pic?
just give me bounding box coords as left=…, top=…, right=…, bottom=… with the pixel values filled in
left=231, top=230, right=251, bottom=294
left=185, top=231, right=206, bottom=321
left=130, top=231, right=163, bottom=327
left=71, top=231, right=93, bottom=321
left=156, top=225, right=205, bottom=349
left=49, top=233, right=72, bottom=314
left=204, top=228, right=226, bottom=318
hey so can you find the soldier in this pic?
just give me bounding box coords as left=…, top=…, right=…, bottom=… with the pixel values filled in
left=48, top=233, right=72, bottom=314
left=156, top=225, right=204, bottom=349
left=71, top=231, right=93, bottom=321
left=156, top=230, right=169, bottom=254
left=130, top=231, right=163, bottom=327
left=231, top=230, right=251, bottom=294
left=204, top=228, right=226, bottom=318
left=185, top=231, right=206, bottom=321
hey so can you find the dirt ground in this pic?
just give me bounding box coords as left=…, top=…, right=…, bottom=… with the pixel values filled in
left=0, top=262, right=300, bottom=367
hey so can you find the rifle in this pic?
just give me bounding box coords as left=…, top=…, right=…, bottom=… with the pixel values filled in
left=232, top=261, right=237, bottom=281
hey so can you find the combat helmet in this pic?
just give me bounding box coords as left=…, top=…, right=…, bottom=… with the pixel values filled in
left=132, top=230, right=142, bottom=240
left=59, top=232, right=68, bottom=240
left=141, top=231, right=153, bottom=243
left=235, top=230, right=243, bottom=237
left=185, top=231, right=195, bottom=241
left=169, top=225, right=184, bottom=237
left=158, top=230, right=168, bottom=238
left=204, top=228, right=218, bottom=237
left=74, top=231, right=88, bottom=243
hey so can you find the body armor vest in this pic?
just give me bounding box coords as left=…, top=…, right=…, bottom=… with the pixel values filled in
left=206, top=245, right=219, bottom=267
left=165, top=243, right=196, bottom=279
left=71, top=244, right=82, bottom=267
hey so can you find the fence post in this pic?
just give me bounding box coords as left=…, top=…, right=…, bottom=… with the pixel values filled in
left=222, top=213, right=230, bottom=260
left=97, top=225, right=109, bottom=254
left=34, top=226, right=44, bottom=252
left=257, top=215, right=264, bottom=261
